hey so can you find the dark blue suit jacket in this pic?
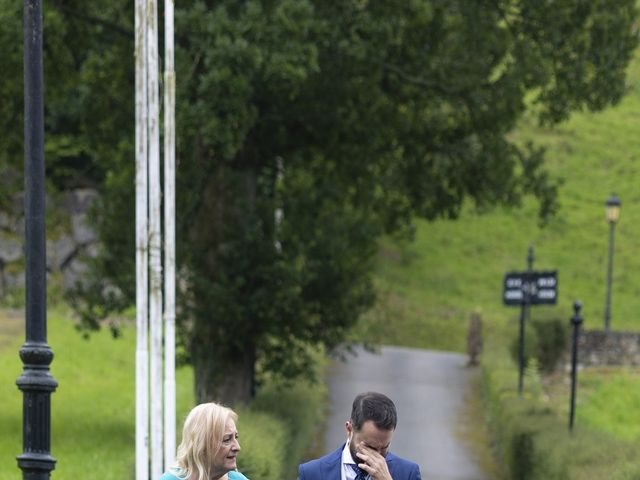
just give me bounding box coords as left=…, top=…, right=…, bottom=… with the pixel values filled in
left=298, top=445, right=421, bottom=480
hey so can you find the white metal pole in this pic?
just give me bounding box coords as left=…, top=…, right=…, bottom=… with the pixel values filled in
left=147, top=0, right=164, bottom=477
left=163, top=0, right=176, bottom=468
left=134, top=0, right=150, bottom=479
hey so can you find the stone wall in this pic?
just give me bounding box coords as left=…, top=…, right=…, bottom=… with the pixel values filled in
left=0, top=189, right=98, bottom=298
left=575, top=330, right=640, bottom=367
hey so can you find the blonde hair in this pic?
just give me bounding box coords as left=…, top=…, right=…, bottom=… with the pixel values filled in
left=174, top=402, right=238, bottom=480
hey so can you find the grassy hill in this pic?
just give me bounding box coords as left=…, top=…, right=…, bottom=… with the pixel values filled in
left=363, top=48, right=640, bottom=353
left=358, top=49, right=640, bottom=458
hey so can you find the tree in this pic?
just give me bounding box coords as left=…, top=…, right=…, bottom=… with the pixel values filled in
left=2, top=0, right=637, bottom=404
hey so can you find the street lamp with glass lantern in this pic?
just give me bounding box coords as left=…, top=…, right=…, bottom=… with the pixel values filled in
left=604, top=194, right=621, bottom=332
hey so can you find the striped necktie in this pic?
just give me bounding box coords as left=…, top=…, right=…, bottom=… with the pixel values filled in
left=350, top=463, right=368, bottom=480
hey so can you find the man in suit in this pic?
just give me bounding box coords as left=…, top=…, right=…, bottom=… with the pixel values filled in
left=298, top=391, right=422, bottom=480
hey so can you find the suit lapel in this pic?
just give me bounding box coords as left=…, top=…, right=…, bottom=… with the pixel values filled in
left=385, top=452, right=397, bottom=477
left=324, top=445, right=344, bottom=480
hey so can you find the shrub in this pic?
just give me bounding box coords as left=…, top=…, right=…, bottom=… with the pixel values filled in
left=530, top=315, right=568, bottom=373
left=247, top=350, right=327, bottom=479
left=509, top=311, right=569, bottom=373
left=235, top=409, right=288, bottom=479
left=510, top=429, right=535, bottom=480
left=483, top=339, right=638, bottom=480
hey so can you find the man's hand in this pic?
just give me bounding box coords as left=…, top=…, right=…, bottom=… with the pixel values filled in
left=355, top=442, right=393, bottom=480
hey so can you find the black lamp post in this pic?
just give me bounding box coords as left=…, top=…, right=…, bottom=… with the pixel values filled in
left=16, top=1, right=57, bottom=478
left=604, top=194, right=621, bottom=333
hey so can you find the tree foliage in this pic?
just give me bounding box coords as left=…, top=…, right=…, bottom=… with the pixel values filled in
left=2, top=0, right=637, bottom=403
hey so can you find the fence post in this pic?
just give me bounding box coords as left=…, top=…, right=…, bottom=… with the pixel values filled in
left=569, top=301, right=583, bottom=433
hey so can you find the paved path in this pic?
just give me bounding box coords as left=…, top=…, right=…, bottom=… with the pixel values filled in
left=324, top=346, right=486, bottom=480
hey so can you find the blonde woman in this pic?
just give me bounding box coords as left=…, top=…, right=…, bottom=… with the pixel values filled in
left=160, top=402, right=250, bottom=480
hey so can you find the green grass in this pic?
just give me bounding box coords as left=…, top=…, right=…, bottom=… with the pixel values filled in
left=362, top=49, right=640, bottom=351
left=543, top=368, right=640, bottom=442
left=579, top=371, right=640, bottom=441
left=480, top=342, right=640, bottom=480
left=0, top=307, right=326, bottom=480
left=371, top=45, right=640, bottom=334
left=0, top=308, right=195, bottom=480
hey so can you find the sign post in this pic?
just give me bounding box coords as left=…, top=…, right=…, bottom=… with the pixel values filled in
left=503, top=270, right=557, bottom=395
left=503, top=271, right=558, bottom=306
left=518, top=289, right=527, bottom=395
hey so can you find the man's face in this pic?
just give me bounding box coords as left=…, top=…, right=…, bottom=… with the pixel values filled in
left=346, top=419, right=394, bottom=464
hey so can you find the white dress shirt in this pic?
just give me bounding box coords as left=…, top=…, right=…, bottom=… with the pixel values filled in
left=341, top=442, right=370, bottom=480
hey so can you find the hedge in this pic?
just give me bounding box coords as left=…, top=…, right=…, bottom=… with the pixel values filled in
left=481, top=341, right=639, bottom=480
left=236, top=352, right=327, bottom=480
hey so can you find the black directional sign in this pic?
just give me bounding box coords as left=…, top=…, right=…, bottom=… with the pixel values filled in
left=503, top=271, right=558, bottom=306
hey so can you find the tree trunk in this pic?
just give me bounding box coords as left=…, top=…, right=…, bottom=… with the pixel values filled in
left=186, top=157, right=261, bottom=405
left=192, top=340, right=256, bottom=405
